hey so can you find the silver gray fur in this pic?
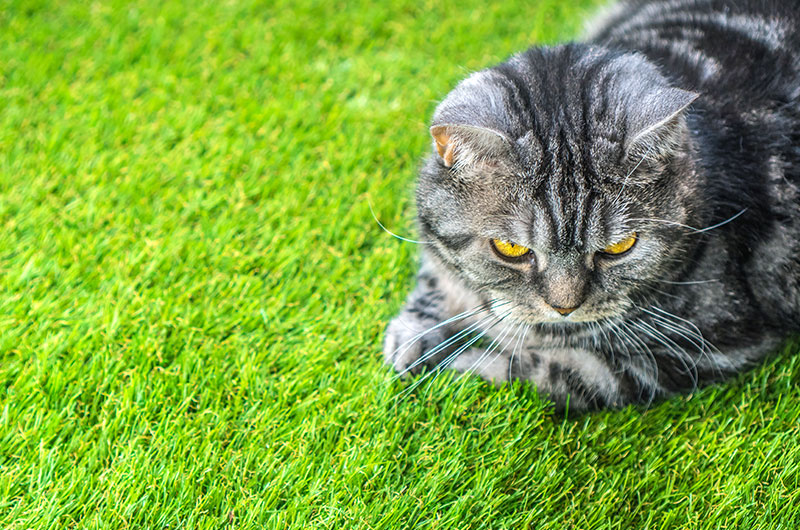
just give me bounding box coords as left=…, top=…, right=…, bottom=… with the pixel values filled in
left=384, top=0, right=800, bottom=411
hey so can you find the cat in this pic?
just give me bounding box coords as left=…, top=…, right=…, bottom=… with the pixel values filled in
left=383, top=0, right=800, bottom=411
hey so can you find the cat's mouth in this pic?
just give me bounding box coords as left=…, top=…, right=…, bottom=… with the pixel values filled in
left=494, top=298, right=627, bottom=326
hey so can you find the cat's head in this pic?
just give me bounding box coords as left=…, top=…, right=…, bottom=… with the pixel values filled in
left=417, top=44, right=704, bottom=325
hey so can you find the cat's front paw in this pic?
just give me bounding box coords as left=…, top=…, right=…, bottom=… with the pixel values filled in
left=383, top=315, right=449, bottom=376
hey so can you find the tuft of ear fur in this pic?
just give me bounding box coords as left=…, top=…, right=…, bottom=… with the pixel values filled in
left=430, top=124, right=511, bottom=170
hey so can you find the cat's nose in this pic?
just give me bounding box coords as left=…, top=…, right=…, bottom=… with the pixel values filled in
left=551, top=305, right=578, bottom=316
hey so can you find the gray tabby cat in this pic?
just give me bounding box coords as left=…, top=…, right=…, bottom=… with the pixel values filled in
left=383, top=0, right=800, bottom=410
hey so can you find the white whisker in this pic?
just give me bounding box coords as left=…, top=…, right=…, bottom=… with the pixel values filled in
left=614, top=144, right=654, bottom=203
left=367, top=197, right=430, bottom=244
left=643, top=305, right=725, bottom=380
left=390, top=299, right=502, bottom=368
left=629, top=208, right=747, bottom=234
left=396, top=310, right=512, bottom=399
left=653, top=278, right=720, bottom=285
left=647, top=305, right=720, bottom=353
left=508, top=323, right=530, bottom=381
left=630, top=319, right=698, bottom=389
left=592, top=321, right=617, bottom=367
left=460, top=320, right=519, bottom=379
left=617, top=320, right=660, bottom=404
left=395, top=312, right=496, bottom=378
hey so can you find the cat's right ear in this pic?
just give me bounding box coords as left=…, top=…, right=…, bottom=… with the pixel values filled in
left=431, top=126, right=457, bottom=168
left=430, top=124, right=511, bottom=170
left=624, top=87, right=699, bottom=160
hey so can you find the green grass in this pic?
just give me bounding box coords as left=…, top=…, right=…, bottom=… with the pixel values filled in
left=1, top=0, right=799, bottom=528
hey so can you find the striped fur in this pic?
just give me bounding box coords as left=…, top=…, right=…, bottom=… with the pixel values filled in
left=384, top=0, right=800, bottom=411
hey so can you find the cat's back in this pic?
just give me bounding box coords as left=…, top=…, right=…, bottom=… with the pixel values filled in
left=590, top=0, right=800, bottom=188
left=589, top=0, right=800, bottom=103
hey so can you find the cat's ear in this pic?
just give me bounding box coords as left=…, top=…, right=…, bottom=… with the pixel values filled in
left=625, top=87, right=699, bottom=159
left=430, top=124, right=511, bottom=169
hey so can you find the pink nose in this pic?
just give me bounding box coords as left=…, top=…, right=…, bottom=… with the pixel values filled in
left=551, top=306, right=577, bottom=316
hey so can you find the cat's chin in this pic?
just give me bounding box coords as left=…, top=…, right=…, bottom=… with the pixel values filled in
left=516, top=316, right=603, bottom=325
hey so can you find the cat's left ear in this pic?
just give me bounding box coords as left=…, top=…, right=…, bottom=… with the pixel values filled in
left=430, top=124, right=511, bottom=169
left=625, top=87, right=699, bottom=158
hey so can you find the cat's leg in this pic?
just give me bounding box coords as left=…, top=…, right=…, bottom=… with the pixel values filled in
left=450, top=345, right=630, bottom=411
left=383, top=268, right=452, bottom=374
left=383, top=262, right=487, bottom=375
left=450, top=335, right=782, bottom=411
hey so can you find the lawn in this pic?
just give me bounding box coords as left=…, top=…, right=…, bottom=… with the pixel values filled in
left=1, top=0, right=799, bottom=528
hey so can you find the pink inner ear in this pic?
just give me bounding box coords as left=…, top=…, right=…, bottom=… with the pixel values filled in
left=432, top=130, right=456, bottom=168
left=434, top=135, right=448, bottom=157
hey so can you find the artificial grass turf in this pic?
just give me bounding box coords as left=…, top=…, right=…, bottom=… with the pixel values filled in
left=1, top=0, right=800, bottom=527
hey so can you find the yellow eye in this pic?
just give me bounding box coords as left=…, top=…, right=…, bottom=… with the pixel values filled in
left=602, top=232, right=637, bottom=255
left=491, top=239, right=531, bottom=259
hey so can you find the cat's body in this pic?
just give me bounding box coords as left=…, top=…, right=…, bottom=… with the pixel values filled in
left=384, top=0, right=800, bottom=410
